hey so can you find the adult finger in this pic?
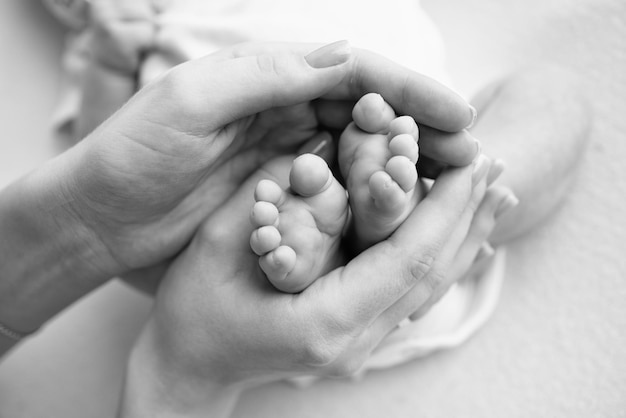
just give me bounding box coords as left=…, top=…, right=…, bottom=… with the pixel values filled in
left=200, top=42, right=477, bottom=166
left=152, top=41, right=352, bottom=132
left=417, top=126, right=480, bottom=167
left=314, top=102, right=480, bottom=168
left=445, top=186, right=517, bottom=285
left=355, top=171, right=513, bottom=354
left=407, top=186, right=514, bottom=322
left=208, top=42, right=475, bottom=132
left=376, top=159, right=493, bottom=327
left=307, top=161, right=480, bottom=331
left=329, top=48, right=476, bottom=132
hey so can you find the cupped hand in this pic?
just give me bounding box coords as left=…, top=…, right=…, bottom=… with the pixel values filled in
left=119, top=158, right=516, bottom=417
left=63, top=41, right=351, bottom=278
left=58, top=41, right=477, bottom=281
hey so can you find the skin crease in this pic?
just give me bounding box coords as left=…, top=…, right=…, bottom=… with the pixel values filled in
left=108, top=44, right=479, bottom=294
left=247, top=94, right=425, bottom=292
left=119, top=154, right=514, bottom=417
left=1, top=3, right=590, bottom=414
left=0, top=42, right=492, bottom=418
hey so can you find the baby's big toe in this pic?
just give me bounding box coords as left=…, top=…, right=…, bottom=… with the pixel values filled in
left=289, top=153, right=333, bottom=197
left=352, top=93, right=396, bottom=134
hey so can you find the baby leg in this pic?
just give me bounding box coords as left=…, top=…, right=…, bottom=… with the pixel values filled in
left=470, top=66, right=590, bottom=244
left=338, top=93, right=424, bottom=253
left=250, top=153, right=349, bottom=293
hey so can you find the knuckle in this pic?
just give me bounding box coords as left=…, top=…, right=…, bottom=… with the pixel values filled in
left=255, top=53, right=280, bottom=76
left=157, top=66, right=206, bottom=116
left=196, top=219, right=230, bottom=248
left=408, top=254, right=436, bottom=283
left=254, top=52, right=302, bottom=85
left=299, top=334, right=365, bottom=378
left=300, top=335, right=341, bottom=367
left=159, top=67, right=190, bottom=100
left=325, top=357, right=363, bottom=378
left=400, top=242, right=437, bottom=285
left=298, top=315, right=359, bottom=369
left=379, top=240, right=439, bottom=288
left=422, top=269, right=446, bottom=294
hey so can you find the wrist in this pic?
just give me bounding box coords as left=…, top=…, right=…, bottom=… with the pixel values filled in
left=119, top=318, right=245, bottom=418
left=56, top=141, right=125, bottom=277
left=0, top=147, right=115, bottom=333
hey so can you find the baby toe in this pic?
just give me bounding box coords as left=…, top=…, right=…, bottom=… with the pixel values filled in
left=389, top=115, right=418, bottom=139
left=369, top=170, right=407, bottom=212
left=255, top=179, right=284, bottom=205
left=250, top=225, right=282, bottom=256
left=289, top=153, right=333, bottom=197
left=260, top=245, right=297, bottom=283
left=250, top=201, right=279, bottom=227
left=352, top=93, right=396, bottom=134
left=389, top=133, right=419, bottom=164
left=385, top=155, right=418, bottom=192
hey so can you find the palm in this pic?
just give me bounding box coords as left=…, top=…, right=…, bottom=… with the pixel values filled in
left=73, top=89, right=322, bottom=277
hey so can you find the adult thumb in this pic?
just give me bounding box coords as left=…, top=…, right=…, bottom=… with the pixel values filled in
left=164, top=41, right=352, bottom=131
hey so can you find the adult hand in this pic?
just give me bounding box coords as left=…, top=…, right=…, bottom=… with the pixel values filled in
left=218, top=42, right=479, bottom=165
left=0, top=41, right=349, bottom=339
left=61, top=41, right=477, bottom=281
left=119, top=159, right=515, bottom=417
left=0, top=40, right=477, bottom=345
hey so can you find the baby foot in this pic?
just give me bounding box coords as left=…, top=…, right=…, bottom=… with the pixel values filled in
left=338, top=93, right=423, bottom=253
left=250, top=153, right=349, bottom=293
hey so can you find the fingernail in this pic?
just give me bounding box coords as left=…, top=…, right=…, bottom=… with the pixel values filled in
left=471, top=135, right=482, bottom=159
left=305, top=40, right=351, bottom=69
left=472, top=154, right=490, bottom=186
left=298, top=131, right=332, bottom=156
left=466, top=105, right=478, bottom=129
left=476, top=242, right=495, bottom=260
left=494, top=192, right=519, bottom=219
left=487, top=159, right=506, bottom=186
left=310, top=138, right=329, bottom=155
